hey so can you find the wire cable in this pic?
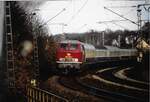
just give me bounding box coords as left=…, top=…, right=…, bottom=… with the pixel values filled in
left=67, top=0, right=89, bottom=24
left=106, top=0, right=144, bottom=1
left=111, top=22, right=127, bottom=29
left=104, top=6, right=139, bottom=25
left=39, top=8, right=66, bottom=28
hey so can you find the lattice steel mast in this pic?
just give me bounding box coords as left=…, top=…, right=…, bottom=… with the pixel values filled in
left=33, top=28, right=40, bottom=86
left=4, top=1, right=15, bottom=89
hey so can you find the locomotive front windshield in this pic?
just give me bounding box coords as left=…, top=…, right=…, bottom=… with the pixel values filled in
left=70, top=44, right=78, bottom=50
left=60, top=43, right=68, bottom=50
left=60, top=43, right=79, bottom=50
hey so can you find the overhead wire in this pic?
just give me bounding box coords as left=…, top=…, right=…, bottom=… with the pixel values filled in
left=39, top=0, right=72, bottom=30
left=39, top=8, right=66, bottom=28
left=101, top=6, right=128, bottom=30
left=97, top=20, right=128, bottom=23
left=67, top=0, right=89, bottom=25
left=105, top=5, right=137, bottom=16
left=103, top=6, right=137, bottom=29
left=111, top=22, right=128, bottom=29
left=104, top=6, right=139, bottom=25
left=104, top=23, right=110, bottom=29
left=106, top=0, right=144, bottom=1
left=106, top=5, right=137, bottom=8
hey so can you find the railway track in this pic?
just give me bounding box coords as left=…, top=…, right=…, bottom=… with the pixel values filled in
left=114, top=67, right=149, bottom=86
left=44, top=64, right=149, bottom=102
left=59, top=75, right=146, bottom=102
left=76, top=78, right=146, bottom=102
left=88, top=67, right=148, bottom=101
left=96, top=67, right=149, bottom=91
left=44, top=76, right=102, bottom=102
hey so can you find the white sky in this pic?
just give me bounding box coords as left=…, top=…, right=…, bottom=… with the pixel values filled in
left=37, top=0, right=149, bottom=35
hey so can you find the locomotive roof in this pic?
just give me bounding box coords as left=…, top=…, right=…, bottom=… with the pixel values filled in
left=59, top=40, right=95, bottom=50
left=60, top=40, right=82, bottom=44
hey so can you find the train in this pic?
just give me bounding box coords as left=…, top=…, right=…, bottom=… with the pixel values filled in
left=56, top=40, right=137, bottom=70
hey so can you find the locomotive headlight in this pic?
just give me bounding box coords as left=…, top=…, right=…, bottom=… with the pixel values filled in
left=74, top=58, right=78, bottom=62
left=59, top=58, right=64, bottom=61
left=67, top=53, right=71, bottom=56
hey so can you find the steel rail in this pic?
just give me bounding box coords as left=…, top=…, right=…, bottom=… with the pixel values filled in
left=59, top=74, right=146, bottom=102
left=96, top=67, right=149, bottom=91
left=76, top=77, right=146, bottom=102
left=113, top=67, right=149, bottom=85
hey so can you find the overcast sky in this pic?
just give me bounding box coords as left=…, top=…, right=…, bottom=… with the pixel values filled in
left=37, top=0, right=149, bottom=35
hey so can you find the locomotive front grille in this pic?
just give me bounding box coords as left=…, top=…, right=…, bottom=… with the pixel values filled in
left=65, top=54, right=72, bottom=61
left=65, top=57, right=72, bottom=61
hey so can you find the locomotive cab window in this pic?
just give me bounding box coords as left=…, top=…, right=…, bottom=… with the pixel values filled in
left=69, top=44, right=78, bottom=50
left=60, top=43, right=68, bottom=50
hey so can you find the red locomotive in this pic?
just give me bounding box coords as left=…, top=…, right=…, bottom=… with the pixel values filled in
left=56, top=40, right=85, bottom=69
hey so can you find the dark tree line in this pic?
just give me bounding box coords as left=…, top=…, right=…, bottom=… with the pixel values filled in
left=10, top=1, right=57, bottom=89
left=55, top=29, right=137, bottom=48
left=55, top=22, right=149, bottom=49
